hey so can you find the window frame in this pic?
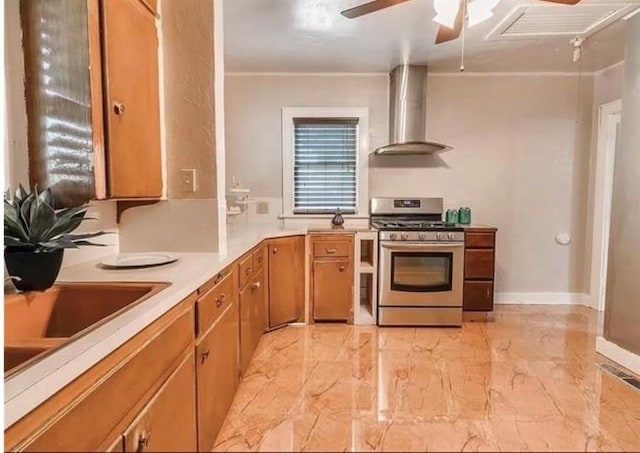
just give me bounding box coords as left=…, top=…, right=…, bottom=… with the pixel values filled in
left=281, top=107, right=370, bottom=218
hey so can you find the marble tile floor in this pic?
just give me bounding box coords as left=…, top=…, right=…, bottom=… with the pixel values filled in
left=214, top=305, right=640, bottom=452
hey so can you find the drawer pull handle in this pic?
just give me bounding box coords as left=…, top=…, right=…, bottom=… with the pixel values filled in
left=339, top=265, right=346, bottom=272
left=138, top=431, right=152, bottom=449
left=213, top=272, right=224, bottom=284
left=246, top=267, right=252, bottom=275
left=201, top=350, right=210, bottom=363
left=215, top=293, right=226, bottom=307
left=251, top=281, right=261, bottom=291
left=326, top=248, right=337, bottom=254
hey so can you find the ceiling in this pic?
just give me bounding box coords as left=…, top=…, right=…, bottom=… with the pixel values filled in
left=224, top=0, right=638, bottom=73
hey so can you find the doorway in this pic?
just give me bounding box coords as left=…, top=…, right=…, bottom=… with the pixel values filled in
left=590, top=99, right=622, bottom=312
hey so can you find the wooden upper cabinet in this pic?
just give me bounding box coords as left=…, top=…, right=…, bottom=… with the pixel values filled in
left=267, top=237, right=305, bottom=329
left=196, top=301, right=240, bottom=452
left=122, top=351, right=197, bottom=452
left=102, top=0, right=162, bottom=198
left=312, top=259, right=352, bottom=321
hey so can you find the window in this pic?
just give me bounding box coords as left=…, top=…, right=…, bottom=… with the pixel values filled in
left=293, top=118, right=358, bottom=214
left=282, top=108, right=369, bottom=217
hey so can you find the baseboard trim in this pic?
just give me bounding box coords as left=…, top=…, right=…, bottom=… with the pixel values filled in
left=495, top=292, right=593, bottom=307
left=596, top=336, right=640, bottom=376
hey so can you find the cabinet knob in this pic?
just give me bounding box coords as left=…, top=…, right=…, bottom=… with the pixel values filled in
left=339, top=265, right=346, bottom=272
left=251, top=281, right=261, bottom=291
left=138, top=431, right=152, bottom=449
left=201, top=350, right=210, bottom=363
left=215, top=293, right=226, bottom=307
left=246, top=267, right=252, bottom=276
left=272, top=248, right=278, bottom=254
left=113, top=102, right=125, bottom=116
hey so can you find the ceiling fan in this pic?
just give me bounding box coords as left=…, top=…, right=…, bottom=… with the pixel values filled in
left=341, top=0, right=583, bottom=44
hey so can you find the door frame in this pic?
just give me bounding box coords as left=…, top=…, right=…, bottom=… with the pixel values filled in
left=590, top=99, right=622, bottom=312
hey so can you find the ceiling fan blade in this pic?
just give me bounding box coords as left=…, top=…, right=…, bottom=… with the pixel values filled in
left=435, top=6, right=463, bottom=44
left=340, top=0, right=414, bottom=18
left=538, top=0, right=582, bottom=5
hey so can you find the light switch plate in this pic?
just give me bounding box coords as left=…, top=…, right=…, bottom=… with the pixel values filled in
left=256, top=201, right=269, bottom=214
left=180, top=169, right=197, bottom=193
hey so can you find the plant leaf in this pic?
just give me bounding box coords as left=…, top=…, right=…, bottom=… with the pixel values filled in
left=61, top=231, right=110, bottom=242
left=29, top=196, right=57, bottom=242
left=4, top=200, right=29, bottom=242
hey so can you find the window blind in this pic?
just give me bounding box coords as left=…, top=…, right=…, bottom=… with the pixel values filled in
left=293, top=118, right=358, bottom=214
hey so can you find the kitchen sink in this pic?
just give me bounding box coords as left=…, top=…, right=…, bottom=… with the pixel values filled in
left=4, top=282, right=169, bottom=375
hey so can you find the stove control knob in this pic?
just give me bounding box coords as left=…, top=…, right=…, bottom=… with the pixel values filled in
left=400, top=232, right=409, bottom=240
left=436, top=232, right=445, bottom=241
left=418, top=232, right=425, bottom=241
left=389, top=233, right=398, bottom=240
left=448, top=232, right=457, bottom=240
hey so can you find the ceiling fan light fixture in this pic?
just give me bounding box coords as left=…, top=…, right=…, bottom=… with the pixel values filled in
left=433, top=0, right=461, bottom=28
left=467, top=0, right=500, bottom=27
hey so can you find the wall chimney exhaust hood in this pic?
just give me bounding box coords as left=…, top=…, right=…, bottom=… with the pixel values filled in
left=373, top=65, right=452, bottom=155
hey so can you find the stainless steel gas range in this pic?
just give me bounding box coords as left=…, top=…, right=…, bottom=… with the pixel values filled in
left=371, top=197, right=464, bottom=327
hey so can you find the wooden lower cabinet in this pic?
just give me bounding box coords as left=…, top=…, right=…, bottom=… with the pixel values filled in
left=240, top=271, right=265, bottom=374
left=267, top=236, right=305, bottom=328
left=5, top=297, right=195, bottom=452
left=119, top=350, right=197, bottom=452
left=463, top=228, right=497, bottom=312
left=310, top=234, right=354, bottom=322
left=312, top=259, right=352, bottom=321
left=196, top=300, right=240, bottom=452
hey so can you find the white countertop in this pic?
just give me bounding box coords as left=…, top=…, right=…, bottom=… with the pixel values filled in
left=4, top=224, right=310, bottom=429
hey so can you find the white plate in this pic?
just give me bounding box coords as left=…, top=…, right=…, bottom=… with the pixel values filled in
left=101, top=253, right=178, bottom=269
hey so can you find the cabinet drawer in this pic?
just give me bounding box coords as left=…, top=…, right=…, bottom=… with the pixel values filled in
left=238, top=254, right=254, bottom=288
left=196, top=269, right=236, bottom=336
left=464, top=281, right=494, bottom=311
left=252, top=245, right=266, bottom=271
left=313, top=240, right=351, bottom=258
left=465, top=232, right=495, bottom=249
left=465, top=249, right=495, bottom=280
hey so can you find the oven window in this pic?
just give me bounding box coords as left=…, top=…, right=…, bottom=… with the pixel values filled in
left=390, top=252, right=453, bottom=292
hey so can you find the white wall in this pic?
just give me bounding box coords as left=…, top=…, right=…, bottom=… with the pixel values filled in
left=583, top=62, right=625, bottom=299
left=226, top=72, right=596, bottom=295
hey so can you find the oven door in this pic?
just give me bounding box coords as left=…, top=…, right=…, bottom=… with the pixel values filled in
left=379, top=241, right=464, bottom=307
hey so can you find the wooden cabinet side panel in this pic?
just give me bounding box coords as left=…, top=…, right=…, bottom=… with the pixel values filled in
left=123, top=350, right=197, bottom=452
left=102, top=0, right=162, bottom=198
left=196, top=301, right=240, bottom=452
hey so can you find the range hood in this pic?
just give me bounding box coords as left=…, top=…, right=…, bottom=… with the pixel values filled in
left=374, top=65, right=452, bottom=155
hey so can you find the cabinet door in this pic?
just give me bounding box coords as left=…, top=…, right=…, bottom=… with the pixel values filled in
left=123, top=351, right=197, bottom=452
left=313, top=259, right=352, bottom=321
left=196, top=302, right=239, bottom=452
left=463, top=281, right=494, bottom=311
left=239, top=272, right=265, bottom=374
left=267, top=237, right=304, bottom=328
left=102, top=0, right=162, bottom=198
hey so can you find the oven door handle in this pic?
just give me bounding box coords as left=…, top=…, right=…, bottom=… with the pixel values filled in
left=380, top=242, right=464, bottom=251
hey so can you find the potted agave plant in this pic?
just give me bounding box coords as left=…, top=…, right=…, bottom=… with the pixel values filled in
left=4, top=185, right=107, bottom=292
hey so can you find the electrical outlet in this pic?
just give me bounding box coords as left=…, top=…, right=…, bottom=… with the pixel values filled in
left=180, top=169, right=197, bottom=193
left=256, top=201, right=269, bottom=214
